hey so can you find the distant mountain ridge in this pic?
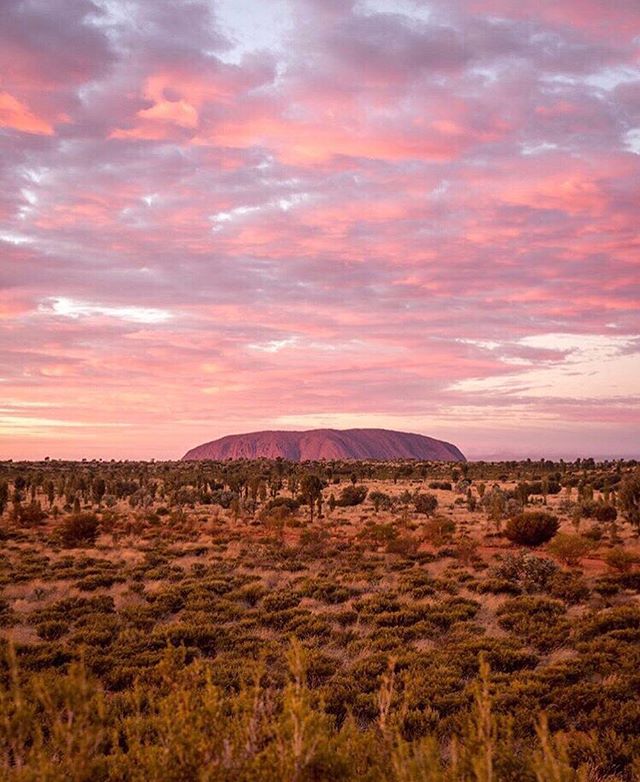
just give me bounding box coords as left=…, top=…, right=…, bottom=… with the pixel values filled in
left=182, top=428, right=465, bottom=462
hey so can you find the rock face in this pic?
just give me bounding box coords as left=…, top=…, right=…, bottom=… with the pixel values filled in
left=182, top=428, right=465, bottom=462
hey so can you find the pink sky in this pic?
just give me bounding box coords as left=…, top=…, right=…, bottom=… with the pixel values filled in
left=0, top=0, right=639, bottom=460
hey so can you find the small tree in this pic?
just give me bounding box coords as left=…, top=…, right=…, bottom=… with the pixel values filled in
left=619, top=472, right=640, bottom=527
left=369, top=491, right=391, bottom=513
left=92, top=478, right=106, bottom=506
left=0, top=482, right=9, bottom=516
left=300, top=474, right=324, bottom=522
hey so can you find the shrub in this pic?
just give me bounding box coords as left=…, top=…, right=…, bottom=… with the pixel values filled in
left=58, top=513, right=100, bottom=547
left=594, top=504, right=617, bottom=523
left=36, top=619, right=70, bottom=641
left=17, top=501, right=48, bottom=526
left=605, top=548, right=639, bottom=574
left=357, top=522, right=397, bottom=547
left=335, top=485, right=368, bottom=507
left=548, top=570, right=590, bottom=604
left=368, top=491, right=393, bottom=512
left=497, top=595, right=569, bottom=651
left=547, top=534, right=594, bottom=566
left=413, top=493, right=438, bottom=516
left=493, top=553, right=559, bottom=592
left=454, top=537, right=479, bottom=565
left=504, top=512, right=559, bottom=546
left=581, top=525, right=603, bottom=542
left=578, top=604, right=640, bottom=640
left=386, top=535, right=419, bottom=557
left=422, top=516, right=455, bottom=545
left=266, top=496, right=300, bottom=512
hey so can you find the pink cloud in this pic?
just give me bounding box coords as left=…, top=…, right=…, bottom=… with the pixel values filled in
left=0, top=91, right=54, bottom=135
left=0, top=0, right=638, bottom=459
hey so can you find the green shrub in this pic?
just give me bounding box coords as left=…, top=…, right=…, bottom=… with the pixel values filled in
left=493, top=552, right=559, bottom=592
left=497, top=596, right=569, bottom=651
left=413, top=493, right=438, bottom=516
left=335, top=485, right=368, bottom=507
left=58, top=513, right=100, bottom=547
left=504, top=512, right=559, bottom=546
left=36, top=620, right=70, bottom=641
left=422, top=516, right=455, bottom=545
left=547, top=534, right=594, bottom=566
left=594, top=504, right=617, bottom=523
left=605, top=547, right=639, bottom=574
left=16, top=501, right=48, bottom=526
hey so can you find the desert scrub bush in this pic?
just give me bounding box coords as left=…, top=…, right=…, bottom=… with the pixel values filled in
left=368, top=491, right=393, bottom=512
left=386, top=535, right=419, bottom=557
left=0, top=607, right=634, bottom=779
left=504, top=512, right=559, bottom=546
left=492, top=553, right=559, bottom=593
left=428, top=480, right=452, bottom=490
left=30, top=595, right=115, bottom=627
left=299, top=578, right=355, bottom=604
left=35, top=619, right=70, bottom=641
left=262, top=588, right=301, bottom=613
left=357, top=522, right=398, bottom=548
left=577, top=604, right=640, bottom=641
left=421, top=515, right=456, bottom=546
left=397, top=570, right=436, bottom=599
left=547, top=534, right=594, bottom=567
left=413, top=492, right=438, bottom=515
left=0, top=596, right=18, bottom=628
left=453, top=537, right=480, bottom=565
left=497, top=596, right=570, bottom=652
left=353, top=590, right=403, bottom=614
left=335, top=485, right=368, bottom=507
left=605, top=547, right=639, bottom=573
left=594, top=504, right=617, bottom=523
left=618, top=470, right=640, bottom=525
left=547, top=571, right=590, bottom=604
left=581, top=524, right=604, bottom=542
left=56, top=512, right=100, bottom=547
left=76, top=572, right=126, bottom=591
left=451, top=637, right=539, bottom=675
left=15, top=500, right=48, bottom=526
left=472, top=577, right=522, bottom=595
left=232, top=581, right=267, bottom=607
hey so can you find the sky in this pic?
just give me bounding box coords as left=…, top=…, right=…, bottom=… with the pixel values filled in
left=0, top=0, right=639, bottom=461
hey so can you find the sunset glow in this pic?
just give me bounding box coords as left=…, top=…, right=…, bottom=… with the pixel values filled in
left=1, top=0, right=639, bottom=459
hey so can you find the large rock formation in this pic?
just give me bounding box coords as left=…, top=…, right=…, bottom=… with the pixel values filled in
left=182, top=428, right=465, bottom=462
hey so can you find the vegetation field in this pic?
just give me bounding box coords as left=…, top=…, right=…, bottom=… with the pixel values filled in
left=1, top=457, right=640, bottom=781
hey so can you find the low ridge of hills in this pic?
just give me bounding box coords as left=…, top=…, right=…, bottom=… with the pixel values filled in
left=182, top=428, right=465, bottom=462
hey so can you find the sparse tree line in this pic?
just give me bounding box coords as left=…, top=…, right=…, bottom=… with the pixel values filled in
left=1, top=459, right=639, bottom=547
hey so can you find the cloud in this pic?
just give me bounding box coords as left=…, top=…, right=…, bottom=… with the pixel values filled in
left=0, top=0, right=638, bottom=458
left=41, top=297, right=173, bottom=324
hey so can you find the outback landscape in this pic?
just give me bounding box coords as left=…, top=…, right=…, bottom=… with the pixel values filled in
left=2, top=448, right=640, bottom=780
left=2, top=0, right=640, bottom=779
